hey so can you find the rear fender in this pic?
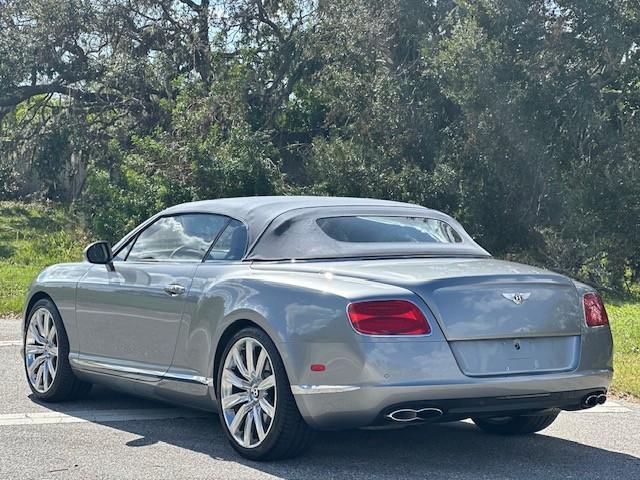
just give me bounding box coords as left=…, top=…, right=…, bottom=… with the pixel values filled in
left=174, top=267, right=436, bottom=392
left=571, top=281, right=614, bottom=371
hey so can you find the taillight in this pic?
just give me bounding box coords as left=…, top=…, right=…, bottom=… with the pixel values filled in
left=583, top=293, right=609, bottom=327
left=347, top=300, right=431, bottom=335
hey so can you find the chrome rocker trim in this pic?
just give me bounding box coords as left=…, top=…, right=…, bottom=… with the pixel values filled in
left=290, top=385, right=361, bottom=395
left=69, top=353, right=213, bottom=386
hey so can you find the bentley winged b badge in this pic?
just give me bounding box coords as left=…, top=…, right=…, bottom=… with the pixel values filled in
left=501, top=292, right=531, bottom=305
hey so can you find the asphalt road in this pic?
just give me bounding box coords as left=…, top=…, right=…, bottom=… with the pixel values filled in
left=1, top=318, right=639, bottom=480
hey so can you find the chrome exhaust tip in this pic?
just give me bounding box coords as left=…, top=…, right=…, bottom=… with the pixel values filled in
left=416, top=407, right=444, bottom=420
left=386, top=409, right=419, bottom=422
left=596, top=393, right=607, bottom=405
left=386, top=407, right=444, bottom=423
left=582, top=394, right=598, bottom=408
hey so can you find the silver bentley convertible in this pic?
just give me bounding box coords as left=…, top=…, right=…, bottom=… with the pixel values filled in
left=22, top=196, right=613, bottom=460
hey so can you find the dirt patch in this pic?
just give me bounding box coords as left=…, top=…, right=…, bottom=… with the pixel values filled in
left=610, top=390, right=640, bottom=405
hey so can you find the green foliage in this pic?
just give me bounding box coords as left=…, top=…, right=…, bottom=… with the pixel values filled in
left=607, top=301, right=640, bottom=397
left=0, top=159, right=20, bottom=198
left=0, top=0, right=639, bottom=292
left=0, top=201, right=86, bottom=314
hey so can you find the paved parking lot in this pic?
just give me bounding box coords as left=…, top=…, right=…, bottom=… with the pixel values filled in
left=1, top=318, right=639, bottom=479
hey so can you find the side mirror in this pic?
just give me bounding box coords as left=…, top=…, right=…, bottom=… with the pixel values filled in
left=84, top=241, right=115, bottom=271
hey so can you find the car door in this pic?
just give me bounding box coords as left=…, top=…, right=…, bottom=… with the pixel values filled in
left=74, top=213, right=229, bottom=377
left=168, top=218, right=249, bottom=381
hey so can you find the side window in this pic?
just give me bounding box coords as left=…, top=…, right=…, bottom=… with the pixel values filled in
left=206, top=219, right=248, bottom=261
left=127, top=214, right=228, bottom=262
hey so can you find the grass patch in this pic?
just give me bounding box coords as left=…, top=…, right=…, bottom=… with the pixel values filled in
left=0, top=201, right=86, bottom=315
left=606, top=301, right=640, bottom=398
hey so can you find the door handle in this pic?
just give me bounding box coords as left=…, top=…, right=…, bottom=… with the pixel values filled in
left=164, top=284, right=186, bottom=296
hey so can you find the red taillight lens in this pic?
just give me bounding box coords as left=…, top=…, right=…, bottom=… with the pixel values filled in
left=347, top=300, right=431, bottom=335
left=583, top=293, right=609, bottom=327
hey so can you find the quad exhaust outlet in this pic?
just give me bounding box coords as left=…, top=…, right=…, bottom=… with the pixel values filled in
left=386, top=407, right=443, bottom=423
left=387, top=392, right=607, bottom=422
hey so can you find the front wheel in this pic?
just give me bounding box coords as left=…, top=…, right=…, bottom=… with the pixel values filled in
left=472, top=411, right=559, bottom=435
left=216, top=327, right=314, bottom=460
left=23, top=298, right=91, bottom=401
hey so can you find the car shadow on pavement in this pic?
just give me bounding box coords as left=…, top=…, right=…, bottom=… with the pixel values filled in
left=29, top=386, right=640, bottom=480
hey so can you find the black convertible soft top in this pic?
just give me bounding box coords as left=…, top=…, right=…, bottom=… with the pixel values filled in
left=119, top=196, right=489, bottom=261
left=245, top=205, right=489, bottom=261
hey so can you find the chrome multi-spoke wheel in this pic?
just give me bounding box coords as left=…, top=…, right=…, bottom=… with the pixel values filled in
left=23, top=299, right=91, bottom=402
left=220, top=337, right=277, bottom=449
left=25, top=307, right=58, bottom=393
left=217, top=327, right=313, bottom=460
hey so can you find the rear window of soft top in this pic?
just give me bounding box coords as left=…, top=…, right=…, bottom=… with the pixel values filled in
left=316, top=216, right=462, bottom=244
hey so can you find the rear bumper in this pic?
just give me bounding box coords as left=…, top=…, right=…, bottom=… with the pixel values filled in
left=291, top=369, right=612, bottom=429
left=282, top=319, right=613, bottom=430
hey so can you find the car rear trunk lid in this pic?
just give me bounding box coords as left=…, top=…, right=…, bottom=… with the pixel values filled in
left=412, top=275, right=583, bottom=376
left=251, top=258, right=585, bottom=376
left=414, top=275, right=582, bottom=340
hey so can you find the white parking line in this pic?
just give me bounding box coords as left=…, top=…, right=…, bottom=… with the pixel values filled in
left=0, top=340, right=21, bottom=347
left=0, top=408, right=212, bottom=426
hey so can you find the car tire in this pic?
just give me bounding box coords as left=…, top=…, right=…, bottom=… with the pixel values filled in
left=216, top=327, right=314, bottom=460
left=23, top=298, right=92, bottom=402
left=472, top=411, right=559, bottom=435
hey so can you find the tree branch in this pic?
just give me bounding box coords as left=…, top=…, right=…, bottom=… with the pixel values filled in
left=0, top=84, right=121, bottom=108
left=177, top=0, right=201, bottom=12
left=255, top=0, right=285, bottom=43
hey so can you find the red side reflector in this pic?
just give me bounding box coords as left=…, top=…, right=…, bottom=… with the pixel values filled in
left=347, top=300, right=431, bottom=335
left=310, top=364, right=326, bottom=372
left=583, top=293, right=609, bottom=327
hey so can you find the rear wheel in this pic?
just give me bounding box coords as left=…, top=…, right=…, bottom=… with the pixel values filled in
left=216, top=327, right=314, bottom=460
left=472, top=411, right=559, bottom=435
left=23, top=299, right=91, bottom=401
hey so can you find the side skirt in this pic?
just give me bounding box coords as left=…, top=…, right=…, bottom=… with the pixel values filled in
left=69, top=353, right=218, bottom=411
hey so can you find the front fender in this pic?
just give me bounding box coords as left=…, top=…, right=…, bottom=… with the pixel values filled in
left=23, top=263, right=92, bottom=351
